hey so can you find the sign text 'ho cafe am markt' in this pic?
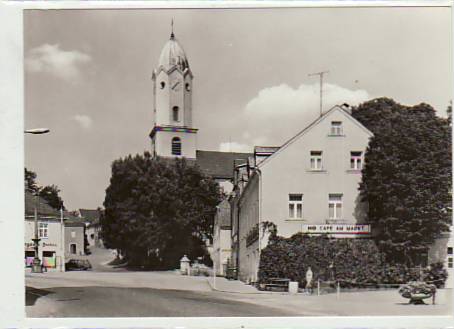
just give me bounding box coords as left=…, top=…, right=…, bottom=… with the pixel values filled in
left=302, top=224, right=371, bottom=235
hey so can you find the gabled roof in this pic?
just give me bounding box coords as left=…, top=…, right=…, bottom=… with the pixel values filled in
left=258, top=105, right=373, bottom=168
left=25, top=190, right=80, bottom=222
left=196, top=150, right=253, bottom=180
left=25, top=190, right=60, bottom=217
left=79, top=209, right=101, bottom=223
left=64, top=221, right=86, bottom=228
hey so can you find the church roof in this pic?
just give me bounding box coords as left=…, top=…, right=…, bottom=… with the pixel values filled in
left=158, top=33, right=190, bottom=72
left=196, top=150, right=253, bottom=180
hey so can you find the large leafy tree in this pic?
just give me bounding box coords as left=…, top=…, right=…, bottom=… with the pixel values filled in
left=101, top=152, right=221, bottom=269
left=25, top=168, right=66, bottom=210
left=352, top=98, right=452, bottom=265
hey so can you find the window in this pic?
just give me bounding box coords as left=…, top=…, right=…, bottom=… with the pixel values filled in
left=70, top=243, right=77, bottom=255
left=71, top=231, right=76, bottom=238
left=185, top=83, right=191, bottom=91
left=38, top=222, right=48, bottom=238
left=331, top=121, right=343, bottom=135
left=310, top=151, right=323, bottom=170
left=350, top=151, right=363, bottom=170
left=448, top=257, right=453, bottom=269
left=171, top=137, right=181, bottom=155
left=448, top=247, right=453, bottom=255
left=288, top=194, right=303, bottom=219
left=329, top=194, right=343, bottom=220
left=160, top=81, right=165, bottom=89
left=172, top=106, right=179, bottom=122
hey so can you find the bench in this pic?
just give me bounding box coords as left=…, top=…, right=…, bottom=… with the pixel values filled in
left=262, top=278, right=290, bottom=291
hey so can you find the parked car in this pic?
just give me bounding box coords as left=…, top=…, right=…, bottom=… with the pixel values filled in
left=65, top=259, right=92, bottom=271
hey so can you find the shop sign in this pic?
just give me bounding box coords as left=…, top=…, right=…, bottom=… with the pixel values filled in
left=302, top=224, right=371, bottom=235
left=43, top=242, right=57, bottom=247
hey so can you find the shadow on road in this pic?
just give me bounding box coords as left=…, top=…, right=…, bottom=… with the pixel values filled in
left=25, top=286, right=53, bottom=306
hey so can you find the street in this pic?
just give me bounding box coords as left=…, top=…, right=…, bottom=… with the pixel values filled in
left=26, top=286, right=295, bottom=317
left=25, top=248, right=453, bottom=317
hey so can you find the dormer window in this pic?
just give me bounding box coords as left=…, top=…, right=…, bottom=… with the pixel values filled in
left=330, top=121, right=343, bottom=136
left=172, top=106, right=179, bottom=122
left=160, top=81, right=165, bottom=89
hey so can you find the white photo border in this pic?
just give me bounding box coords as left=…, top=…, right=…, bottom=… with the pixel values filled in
left=1, top=1, right=453, bottom=328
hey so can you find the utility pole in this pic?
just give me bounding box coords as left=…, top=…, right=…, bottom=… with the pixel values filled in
left=308, top=70, right=329, bottom=117
left=31, top=194, right=42, bottom=273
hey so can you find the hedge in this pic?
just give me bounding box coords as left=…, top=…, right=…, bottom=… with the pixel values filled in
left=258, top=233, right=447, bottom=288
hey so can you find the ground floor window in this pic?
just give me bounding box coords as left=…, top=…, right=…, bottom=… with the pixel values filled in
left=25, top=250, right=35, bottom=267
left=43, top=251, right=56, bottom=268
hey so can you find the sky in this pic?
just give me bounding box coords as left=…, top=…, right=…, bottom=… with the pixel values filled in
left=24, top=7, right=452, bottom=210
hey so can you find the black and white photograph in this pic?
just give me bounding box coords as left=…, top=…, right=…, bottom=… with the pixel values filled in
left=5, top=1, right=453, bottom=323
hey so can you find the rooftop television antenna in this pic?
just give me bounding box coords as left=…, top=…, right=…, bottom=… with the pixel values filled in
left=308, top=70, right=329, bottom=117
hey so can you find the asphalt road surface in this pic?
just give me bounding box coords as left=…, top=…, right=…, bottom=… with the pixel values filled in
left=25, top=248, right=453, bottom=317
left=26, top=286, right=296, bottom=317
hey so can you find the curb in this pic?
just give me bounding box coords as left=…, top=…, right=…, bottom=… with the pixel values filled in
left=205, top=278, right=292, bottom=295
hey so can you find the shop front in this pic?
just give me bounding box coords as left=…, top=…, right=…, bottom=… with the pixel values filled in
left=24, top=219, right=65, bottom=272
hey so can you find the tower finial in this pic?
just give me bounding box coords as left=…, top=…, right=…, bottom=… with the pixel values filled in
left=171, top=18, right=175, bottom=38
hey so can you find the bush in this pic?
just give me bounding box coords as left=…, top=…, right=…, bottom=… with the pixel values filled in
left=423, top=262, right=448, bottom=288
left=258, top=233, right=448, bottom=288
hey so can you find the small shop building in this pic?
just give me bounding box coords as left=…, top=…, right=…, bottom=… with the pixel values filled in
left=24, top=191, right=65, bottom=271
left=64, top=220, right=86, bottom=257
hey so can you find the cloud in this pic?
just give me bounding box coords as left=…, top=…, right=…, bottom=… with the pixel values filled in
left=235, top=83, right=370, bottom=147
left=26, top=44, right=91, bottom=82
left=72, top=115, right=93, bottom=129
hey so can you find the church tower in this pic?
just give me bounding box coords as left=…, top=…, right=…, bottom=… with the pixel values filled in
left=149, top=28, right=197, bottom=159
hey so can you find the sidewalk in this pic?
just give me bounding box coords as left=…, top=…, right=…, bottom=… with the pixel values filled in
left=26, top=270, right=213, bottom=292
left=206, top=280, right=453, bottom=317
left=206, top=276, right=290, bottom=294
left=206, top=276, right=259, bottom=293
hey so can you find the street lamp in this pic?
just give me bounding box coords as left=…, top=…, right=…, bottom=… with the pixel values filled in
left=25, top=127, right=50, bottom=273
left=25, top=128, right=50, bottom=134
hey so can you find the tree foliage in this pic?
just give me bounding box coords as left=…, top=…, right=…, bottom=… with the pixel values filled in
left=259, top=233, right=448, bottom=287
left=39, top=185, right=65, bottom=210
left=351, top=98, right=452, bottom=265
left=25, top=168, right=66, bottom=210
left=101, top=152, right=222, bottom=269
left=25, top=168, right=39, bottom=194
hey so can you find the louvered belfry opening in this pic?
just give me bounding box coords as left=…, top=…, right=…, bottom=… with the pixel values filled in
left=171, top=137, right=181, bottom=155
